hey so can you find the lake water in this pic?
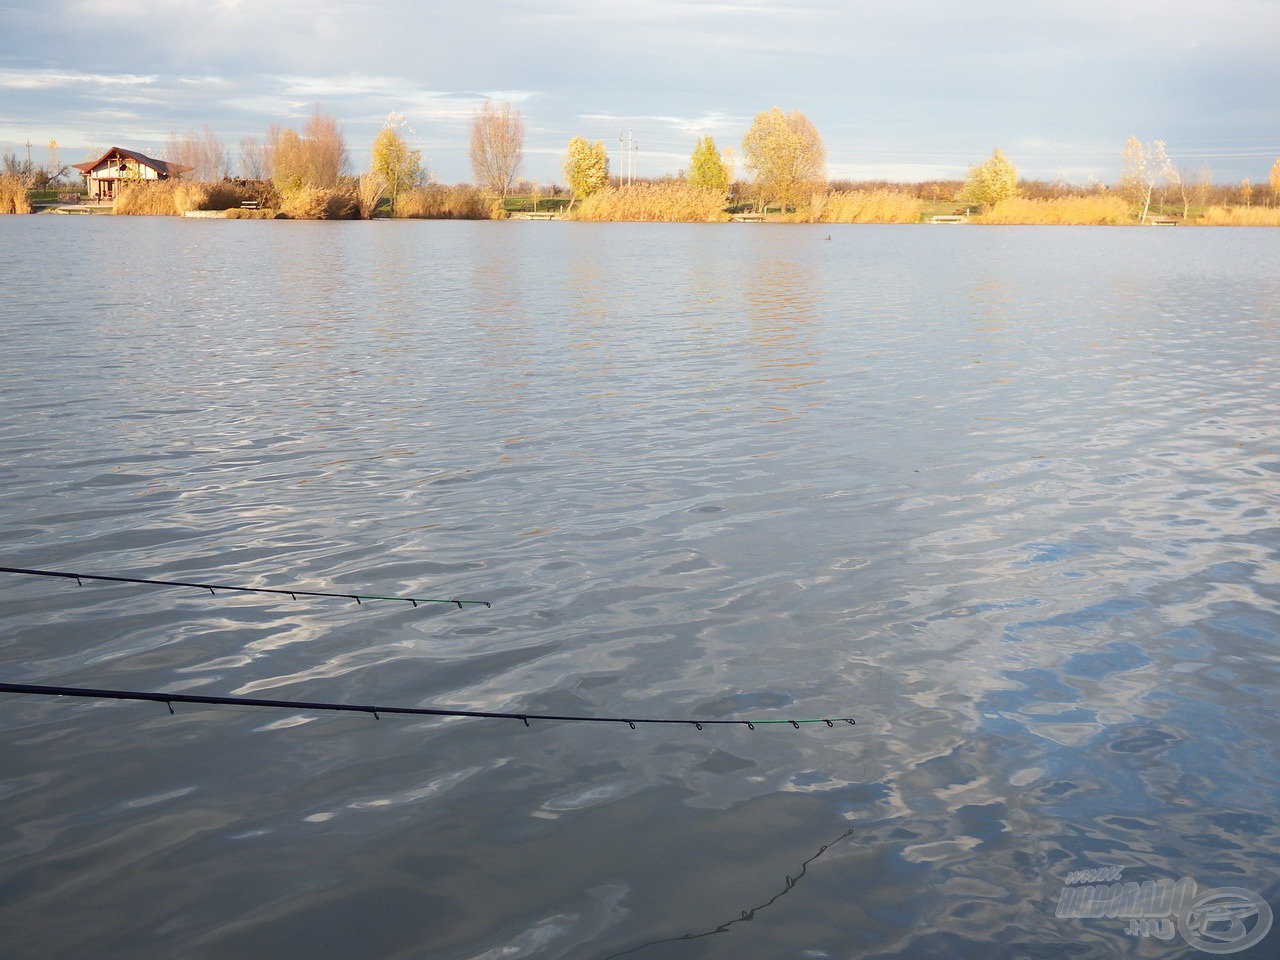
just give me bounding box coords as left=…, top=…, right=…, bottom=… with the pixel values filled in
left=1, top=216, right=1278, bottom=959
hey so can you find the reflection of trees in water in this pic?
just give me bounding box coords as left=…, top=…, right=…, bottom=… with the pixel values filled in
left=740, top=258, right=826, bottom=424
left=603, top=828, right=855, bottom=959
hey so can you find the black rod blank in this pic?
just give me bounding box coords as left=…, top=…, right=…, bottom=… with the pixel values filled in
left=0, top=682, right=855, bottom=730
left=0, top=565, right=490, bottom=609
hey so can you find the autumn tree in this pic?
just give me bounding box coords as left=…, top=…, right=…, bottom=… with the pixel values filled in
left=300, top=105, right=349, bottom=188
left=272, top=128, right=308, bottom=194
left=959, top=147, right=1020, bottom=209
left=1118, top=136, right=1172, bottom=222
left=268, top=106, right=351, bottom=200
left=688, top=137, right=730, bottom=196
left=1271, top=157, right=1280, bottom=205
left=42, top=139, right=66, bottom=185
left=563, top=137, right=609, bottom=208
left=371, top=112, right=424, bottom=214
left=240, top=135, right=269, bottom=180
left=470, top=101, right=524, bottom=198
left=741, top=107, right=826, bottom=213
left=1194, top=162, right=1213, bottom=211
left=165, top=125, right=231, bottom=180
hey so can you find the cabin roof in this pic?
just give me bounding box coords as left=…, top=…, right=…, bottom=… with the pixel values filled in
left=72, top=146, right=193, bottom=177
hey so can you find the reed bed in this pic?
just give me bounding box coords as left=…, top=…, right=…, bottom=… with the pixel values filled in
left=278, top=185, right=358, bottom=220
left=572, top=182, right=730, bottom=222
left=396, top=184, right=498, bottom=219
left=113, top=181, right=182, bottom=215
left=1195, top=205, right=1280, bottom=226
left=0, top=175, right=33, bottom=214
left=975, top=196, right=1131, bottom=225
left=356, top=173, right=386, bottom=220
left=809, top=189, right=921, bottom=223
left=115, top=180, right=272, bottom=216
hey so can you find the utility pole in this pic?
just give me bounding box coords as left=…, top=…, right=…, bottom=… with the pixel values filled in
left=618, top=130, right=638, bottom=186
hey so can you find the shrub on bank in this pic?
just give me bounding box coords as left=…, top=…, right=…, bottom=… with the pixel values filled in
left=396, top=184, right=498, bottom=219
left=975, top=196, right=1131, bottom=225
left=572, top=182, right=730, bottom=222
left=1196, top=205, right=1280, bottom=226
left=0, top=175, right=32, bottom=214
left=810, top=189, right=921, bottom=223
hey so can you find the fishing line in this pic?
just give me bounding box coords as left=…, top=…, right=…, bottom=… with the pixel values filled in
left=0, top=682, right=856, bottom=731
left=603, top=827, right=858, bottom=958
left=0, top=566, right=490, bottom=609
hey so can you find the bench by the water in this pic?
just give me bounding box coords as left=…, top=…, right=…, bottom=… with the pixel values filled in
left=511, top=211, right=559, bottom=220
left=730, top=212, right=765, bottom=222
left=240, top=200, right=260, bottom=210
left=930, top=215, right=967, bottom=223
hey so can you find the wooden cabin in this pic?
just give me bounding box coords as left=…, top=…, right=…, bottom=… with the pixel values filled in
left=71, top=147, right=193, bottom=201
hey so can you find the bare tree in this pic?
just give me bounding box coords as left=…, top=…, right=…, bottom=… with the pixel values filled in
left=240, top=135, right=268, bottom=180
left=165, top=125, right=231, bottom=180
left=470, top=101, right=524, bottom=198
left=301, top=105, right=349, bottom=188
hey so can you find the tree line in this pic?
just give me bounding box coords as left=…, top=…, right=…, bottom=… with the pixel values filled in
left=6, top=102, right=1279, bottom=221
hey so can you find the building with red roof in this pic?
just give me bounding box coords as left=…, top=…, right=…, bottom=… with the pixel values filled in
left=71, top=147, right=194, bottom=202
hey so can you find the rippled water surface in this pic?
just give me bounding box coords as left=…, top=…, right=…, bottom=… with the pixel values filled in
left=2, top=217, right=1278, bottom=959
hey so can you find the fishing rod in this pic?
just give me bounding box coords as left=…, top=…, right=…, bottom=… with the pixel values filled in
left=0, top=566, right=490, bottom=609
left=0, top=682, right=856, bottom=731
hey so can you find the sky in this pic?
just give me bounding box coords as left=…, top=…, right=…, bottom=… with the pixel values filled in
left=2, top=0, right=1279, bottom=187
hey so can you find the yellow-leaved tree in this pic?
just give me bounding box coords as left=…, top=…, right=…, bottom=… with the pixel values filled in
left=371, top=113, right=424, bottom=215
left=741, top=107, right=826, bottom=214
left=563, top=137, right=609, bottom=208
left=959, top=147, right=1020, bottom=210
left=1118, top=136, right=1172, bottom=223
left=688, top=137, right=730, bottom=197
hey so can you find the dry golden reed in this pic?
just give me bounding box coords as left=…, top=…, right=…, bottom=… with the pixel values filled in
left=1196, top=205, right=1280, bottom=226
left=0, top=175, right=32, bottom=214
left=278, top=185, right=358, bottom=220
left=115, top=180, right=268, bottom=216
left=113, top=181, right=181, bottom=215
left=396, top=184, right=494, bottom=219
left=975, top=196, right=1131, bottom=225
left=221, top=207, right=278, bottom=219
left=809, top=189, right=921, bottom=223
left=572, top=182, right=730, bottom=222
